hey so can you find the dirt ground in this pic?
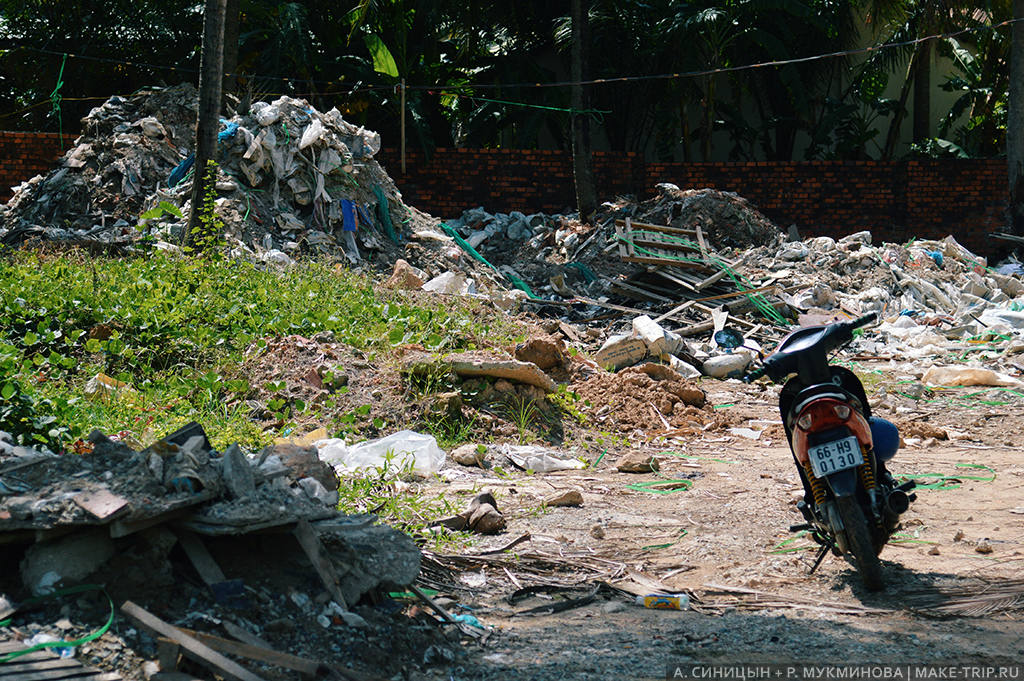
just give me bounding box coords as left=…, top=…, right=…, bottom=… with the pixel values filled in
left=411, top=367, right=1024, bottom=681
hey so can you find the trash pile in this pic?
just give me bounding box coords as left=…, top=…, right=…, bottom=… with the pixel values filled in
left=0, top=83, right=438, bottom=267
left=0, top=421, right=428, bottom=679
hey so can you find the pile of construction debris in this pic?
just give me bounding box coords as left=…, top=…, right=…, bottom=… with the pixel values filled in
left=0, top=422, right=428, bottom=680
left=0, top=84, right=440, bottom=267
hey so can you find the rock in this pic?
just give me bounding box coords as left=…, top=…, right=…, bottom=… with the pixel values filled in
left=514, top=337, right=567, bottom=371
left=469, top=504, right=507, bottom=534
left=603, top=600, right=627, bottom=613
left=544, top=489, right=583, bottom=507
left=928, top=546, right=941, bottom=556
left=449, top=355, right=557, bottom=393
left=451, top=444, right=487, bottom=467
left=975, top=541, right=994, bottom=554
left=422, top=271, right=476, bottom=295
left=633, top=315, right=682, bottom=357
left=430, top=391, right=463, bottom=421
left=590, top=524, right=606, bottom=539
left=21, top=529, right=116, bottom=595
left=702, top=352, right=753, bottom=379
left=594, top=335, right=648, bottom=371
left=384, top=259, right=426, bottom=290
left=261, top=443, right=338, bottom=492
left=221, top=443, right=256, bottom=499
left=617, top=452, right=660, bottom=473
left=325, top=523, right=422, bottom=606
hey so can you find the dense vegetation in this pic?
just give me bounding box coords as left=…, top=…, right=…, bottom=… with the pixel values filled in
left=0, top=0, right=1012, bottom=161
left=0, top=249, right=518, bottom=453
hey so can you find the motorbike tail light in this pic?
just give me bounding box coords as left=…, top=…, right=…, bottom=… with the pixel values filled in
left=796, top=413, right=813, bottom=431
left=833, top=404, right=851, bottom=420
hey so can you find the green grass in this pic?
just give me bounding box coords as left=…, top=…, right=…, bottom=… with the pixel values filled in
left=0, top=249, right=520, bottom=450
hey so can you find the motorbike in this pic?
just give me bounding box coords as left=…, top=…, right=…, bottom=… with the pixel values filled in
left=722, top=313, right=916, bottom=590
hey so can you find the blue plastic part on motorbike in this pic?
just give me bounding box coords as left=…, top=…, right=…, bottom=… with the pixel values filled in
left=824, top=468, right=860, bottom=498
left=869, top=417, right=899, bottom=461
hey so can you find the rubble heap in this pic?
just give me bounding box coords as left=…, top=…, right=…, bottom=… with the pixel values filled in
left=0, top=421, right=418, bottom=611
left=0, top=84, right=429, bottom=265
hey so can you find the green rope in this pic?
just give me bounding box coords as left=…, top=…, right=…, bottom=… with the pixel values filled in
left=895, top=463, right=995, bottom=491
left=374, top=186, right=400, bottom=244
left=615, top=229, right=788, bottom=325
left=625, top=477, right=693, bottom=494
left=0, top=584, right=114, bottom=664
left=439, top=222, right=539, bottom=299
left=50, top=53, right=67, bottom=151
left=446, top=92, right=610, bottom=122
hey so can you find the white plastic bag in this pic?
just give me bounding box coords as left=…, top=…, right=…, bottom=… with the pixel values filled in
left=316, top=431, right=445, bottom=478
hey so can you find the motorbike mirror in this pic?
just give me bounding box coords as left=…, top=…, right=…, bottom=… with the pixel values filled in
left=714, top=327, right=745, bottom=350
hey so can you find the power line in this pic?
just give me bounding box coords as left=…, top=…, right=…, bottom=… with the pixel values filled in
left=1, top=16, right=1020, bottom=107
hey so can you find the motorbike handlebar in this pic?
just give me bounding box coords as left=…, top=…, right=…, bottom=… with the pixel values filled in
left=848, top=312, right=877, bottom=330
left=744, top=366, right=766, bottom=383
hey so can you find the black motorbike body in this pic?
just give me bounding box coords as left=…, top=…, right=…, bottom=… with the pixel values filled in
left=745, top=314, right=915, bottom=591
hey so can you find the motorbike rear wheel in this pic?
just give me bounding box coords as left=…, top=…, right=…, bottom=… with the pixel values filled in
left=836, top=495, right=884, bottom=591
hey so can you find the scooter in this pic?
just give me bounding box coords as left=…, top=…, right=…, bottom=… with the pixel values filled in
left=727, top=313, right=916, bottom=590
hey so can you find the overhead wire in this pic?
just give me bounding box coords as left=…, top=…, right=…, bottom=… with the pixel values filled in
left=0, top=15, right=1020, bottom=103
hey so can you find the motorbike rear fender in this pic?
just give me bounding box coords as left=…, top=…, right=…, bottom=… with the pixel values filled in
left=791, top=397, right=873, bottom=466
left=824, top=468, right=860, bottom=498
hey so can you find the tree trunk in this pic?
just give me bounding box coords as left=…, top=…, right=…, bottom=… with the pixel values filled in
left=912, top=40, right=932, bottom=143
left=571, top=0, right=597, bottom=224
left=222, top=0, right=240, bottom=99
left=186, top=0, right=227, bottom=249
left=1009, top=0, right=1024, bottom=237
left=882, top=52, right=917, bottom=160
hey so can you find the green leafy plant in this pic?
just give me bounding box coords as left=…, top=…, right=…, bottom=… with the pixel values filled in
left=501, top=394, right=539, bottom=444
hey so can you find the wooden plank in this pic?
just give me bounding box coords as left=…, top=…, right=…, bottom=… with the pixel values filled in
left=175, top=531, right=226, bottom=586
left=615, top=219, right=697, bottom=236
left=615, top=220, right=629, bottom=259
left=175, top=628, right=324, bottom=678
left=695, top=225, right=709, bottom=263
left=292, top=519, right=349, bottom=610
left=221, top=622, right=273, bottom=650
left=73, top=489, right=129, bottom=521
left=648, top=268, right=698, bottom=293
left=603, top=277, right=672, bottom=304
left=653, top=301, right=694, bottom=325
left=622, top=254, right=709, bottom=269
left=120, top=601, right=268, bottom=681
left=0, top=657, right=85, bottom=679
left=695, top=267, right=729, bottom=291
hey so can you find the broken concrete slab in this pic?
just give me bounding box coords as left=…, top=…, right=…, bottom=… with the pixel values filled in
left=383, top=259, right=427, bottom=290
left=21, top=528, right=116, bottom=595
left=448, top=355, right=556, bottom=392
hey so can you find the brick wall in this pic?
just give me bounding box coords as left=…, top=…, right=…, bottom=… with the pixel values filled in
left=3, top=133, right=1009, bottom=258
left=0, top=132, right=76, bottom=199
left=381, top=149, right=1008, bottom=258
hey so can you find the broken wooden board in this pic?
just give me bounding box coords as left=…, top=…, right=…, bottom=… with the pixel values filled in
left=120, top=601, right=268, bottom=681
left=73, top=488, right=129, bottom=521
left=174, top=530, right=226, bottom=586
left=293, top=519, right=349, bottom=610
left=0, top=639, right=122, bottom=680
left=175, top=627, right=325, bottom=678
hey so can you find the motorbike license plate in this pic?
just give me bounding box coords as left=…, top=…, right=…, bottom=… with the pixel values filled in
left=808, top=435, right=862, bottom=478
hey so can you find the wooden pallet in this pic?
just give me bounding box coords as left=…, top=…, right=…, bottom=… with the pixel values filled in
left=613, top=219, right=707, bottom=269
left=0, top=639, right=121, bottom=681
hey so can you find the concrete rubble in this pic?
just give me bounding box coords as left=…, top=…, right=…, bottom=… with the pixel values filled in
left=0, top=421, right=420, bottom=641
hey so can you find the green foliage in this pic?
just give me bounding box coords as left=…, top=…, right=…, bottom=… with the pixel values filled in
left=335, top=463, right=473, bottom=550
left=0, top=250, right=518, bottom=450
left=186, top=160, right=226, bottom=253
left=501, top=393, right=540, bottom=444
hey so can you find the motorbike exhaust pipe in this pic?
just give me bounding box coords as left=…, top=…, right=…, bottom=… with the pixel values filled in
left=885, top=488, right=910, bottom=515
